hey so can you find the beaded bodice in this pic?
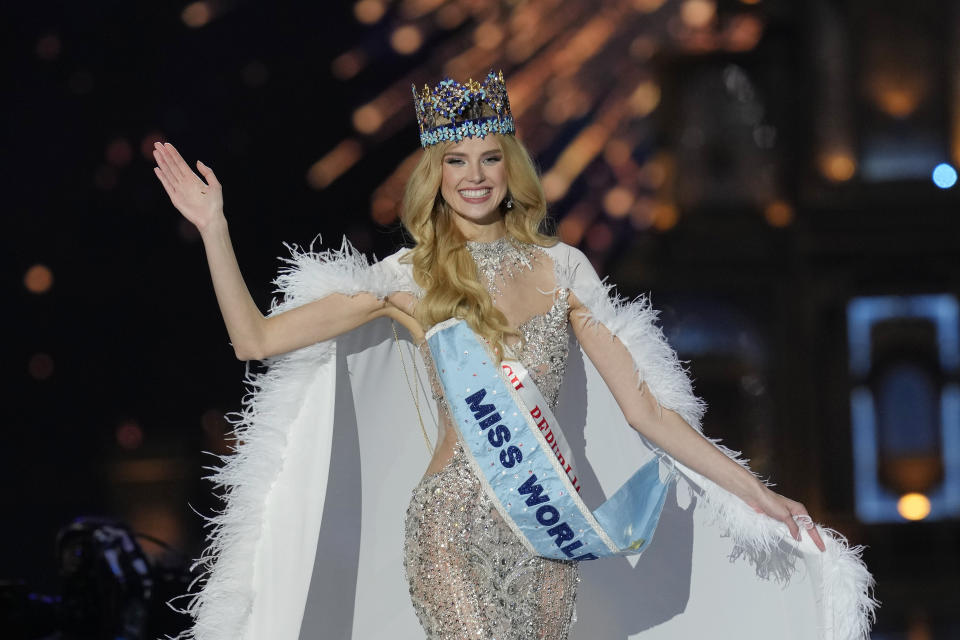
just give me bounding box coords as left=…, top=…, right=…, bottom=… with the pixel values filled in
left=466, top=236, right=571, bottom=412
left=513, top=287, right=570, bottom=409
left=417, top=237, right=571, bottom=440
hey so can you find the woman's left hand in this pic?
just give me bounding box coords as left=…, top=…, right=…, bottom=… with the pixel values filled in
left=743, top=485, right=827, bottom=552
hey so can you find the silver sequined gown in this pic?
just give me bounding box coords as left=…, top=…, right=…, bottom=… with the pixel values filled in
left=403, top=239, right=580, bottom=639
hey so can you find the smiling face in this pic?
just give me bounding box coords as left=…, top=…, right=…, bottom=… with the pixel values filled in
left=439, top=136, right=508, bottom=238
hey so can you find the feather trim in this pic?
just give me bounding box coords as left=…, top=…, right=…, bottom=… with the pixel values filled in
left=554, top=258, right=708, bottom=432
left=820, top=527, right=880, bottom=640
left=172, top=237, right=414, bottom=640
left=550, top=242, right=877, bottom=640
left=271, top=235, right=414, bottom=310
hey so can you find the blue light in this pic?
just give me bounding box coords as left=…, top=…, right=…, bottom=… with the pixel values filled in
left=932, top=163, right=957, bottom=189
left=847, top=294, right=960, bottom=522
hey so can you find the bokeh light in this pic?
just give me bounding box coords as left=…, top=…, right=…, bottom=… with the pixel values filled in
left=629, top=36, right=658, bottom=61
left=127, top=504, right=184, bottom=558
left=897, top=492, right=931, bottom=521
left=352, top=104, right=384, bottom=134
left=474, top=22, right=505, bottom=50
left=681, top=0, right=717, bottom=29
left=542, top=172, right=571, bottom=203
left=106, top=138, right=133, bottom=167
left=866, top=69, right=928, bottom=120
left=632, top=0, right=668, bottom=13
left=140, top=132, right=165, bottom=160
left=586, top=223, right=614, bottom=251
left=24, top=264, right=53, bottom=294
left=544, top=89, right=589, bottom=125
left=652, top=202, right=679, bottom=230
left=354, top=0, right=386, bottom=24
left=181, top=2, right=213, bottom=28
left=631, top=196, right=656, bottom=230
left=314, top=0, right=772, bottom=266
left=724, top=14, right=764, bottom=52
left=28, top=353, right=54, bottom=381
left=872, top=86, right=921, bottom=119
left=371, top=196, right=399, bottom=224
left=116, top=421, right=144, bottom=450
left=604, top=139, right=633, bottom=168
left=628, top=80, right=661, bottom=117
left=603, top=187, right=635, bottom=218
left=331, top=51, right=366, bottom=80
left=638, top=159, right=668, bottom=189
left=390, top=25, right=423, bottom=55
left=558, top=217, right=586, bottom=245
left=932, top=163, right=957, bottom=189
left=35, top=34, right=61, bottom=60
left=764, top=200, right=794, bottom=227
left=819, top=151, right=857, bottom=183
left=435, top=4, right=466, bottom=29
left=308, top=139, right=364, bottom=190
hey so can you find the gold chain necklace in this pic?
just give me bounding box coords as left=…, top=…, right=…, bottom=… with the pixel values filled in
left=391, top=321, right=434, bottom=455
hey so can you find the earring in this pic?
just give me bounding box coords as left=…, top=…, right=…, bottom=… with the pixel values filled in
left=505, top=196, right=514, bottom=210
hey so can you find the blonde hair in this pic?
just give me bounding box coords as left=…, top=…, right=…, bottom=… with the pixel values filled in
left=400, top=134, right=557, bottom=360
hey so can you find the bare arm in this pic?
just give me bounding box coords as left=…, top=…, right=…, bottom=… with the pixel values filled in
left=569, top=293, right=825, bottom=551
left=196, top=217, right=396, bottom=360
left=153, top=142, right=408, bottom=360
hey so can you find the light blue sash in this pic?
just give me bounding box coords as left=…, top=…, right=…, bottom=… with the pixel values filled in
left=425, top=318, right=672, bottom=561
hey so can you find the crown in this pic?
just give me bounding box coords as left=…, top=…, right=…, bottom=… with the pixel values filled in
left=411, top=70, right=515, bottom=148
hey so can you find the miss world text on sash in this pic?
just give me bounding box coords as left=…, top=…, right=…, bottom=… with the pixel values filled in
left=425, top=318, right=673, bottom=562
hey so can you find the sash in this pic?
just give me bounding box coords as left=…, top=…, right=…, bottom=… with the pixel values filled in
left=425, top=318, right=673, bottom=561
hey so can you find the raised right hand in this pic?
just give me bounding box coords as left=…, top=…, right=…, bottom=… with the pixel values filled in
left=153, top=141, right=224, bottom=232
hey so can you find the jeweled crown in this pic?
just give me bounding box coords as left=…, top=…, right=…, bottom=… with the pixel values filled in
left=411, top=70, right=515, bottom=148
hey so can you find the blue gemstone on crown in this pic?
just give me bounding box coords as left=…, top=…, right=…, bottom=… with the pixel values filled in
left=411, top=70, right=516, bottom=148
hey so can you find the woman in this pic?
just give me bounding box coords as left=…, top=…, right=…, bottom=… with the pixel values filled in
left=154, top=71, right=872, bottom=640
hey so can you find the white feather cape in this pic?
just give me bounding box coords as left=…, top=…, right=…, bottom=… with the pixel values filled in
left=175, top=238, right=876, bottom=640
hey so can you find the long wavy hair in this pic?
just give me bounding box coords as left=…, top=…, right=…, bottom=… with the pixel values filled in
left=400, top=134, right=557, bottom=360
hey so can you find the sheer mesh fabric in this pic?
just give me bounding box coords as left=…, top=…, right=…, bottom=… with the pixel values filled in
left=403, top=244, right=580, bottom=639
